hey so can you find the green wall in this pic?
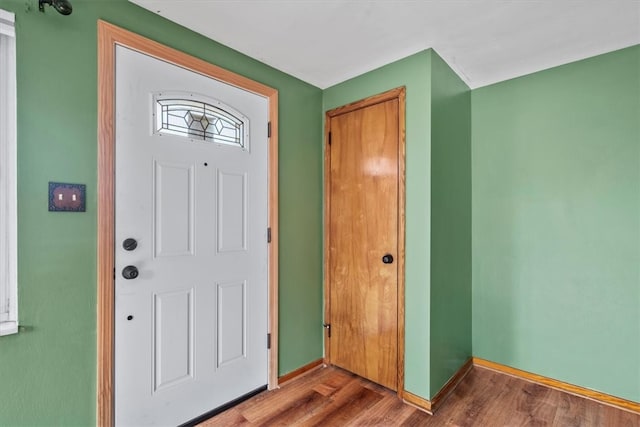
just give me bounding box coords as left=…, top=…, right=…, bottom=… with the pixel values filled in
left=472, top=45, right=640, bottom=402
left=0, top=0, right=323, bottom=424
left=323, top=51, right=433, bottom=398
left=429, top=52, right=472, bottom=396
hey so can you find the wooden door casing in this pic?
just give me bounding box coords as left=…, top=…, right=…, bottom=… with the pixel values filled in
left=324, top=87, right=406, bottom=393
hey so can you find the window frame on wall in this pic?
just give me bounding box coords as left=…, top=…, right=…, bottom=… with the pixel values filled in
left=0, top=8, right=18, bottom=336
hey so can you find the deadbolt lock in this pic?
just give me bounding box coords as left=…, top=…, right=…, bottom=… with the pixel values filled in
left=123, top=238, right=138, bottom=251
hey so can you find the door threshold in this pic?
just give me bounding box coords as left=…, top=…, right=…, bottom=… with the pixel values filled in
left=179, top=385, right=268, bottom=427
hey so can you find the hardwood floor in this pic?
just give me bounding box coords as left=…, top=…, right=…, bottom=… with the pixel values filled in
left=199, top=366, right=640, bottom=426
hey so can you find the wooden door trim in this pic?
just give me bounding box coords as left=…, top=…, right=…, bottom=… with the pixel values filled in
left=323, top=86, right=406, bottom=398
left=97, top=21, right=279, bottom=426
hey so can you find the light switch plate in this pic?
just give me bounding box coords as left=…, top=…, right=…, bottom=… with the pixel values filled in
left=48, top=182, right=86, bottom=212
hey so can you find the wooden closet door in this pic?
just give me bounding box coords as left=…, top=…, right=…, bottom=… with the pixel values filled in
left=327, top=97, right=399, bottom=390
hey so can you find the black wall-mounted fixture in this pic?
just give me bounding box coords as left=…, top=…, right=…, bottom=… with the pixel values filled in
left=39, top=0, right=73, bottom=15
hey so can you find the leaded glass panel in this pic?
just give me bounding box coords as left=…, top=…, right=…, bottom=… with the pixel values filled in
left=154, top=95, right=246, bottom=148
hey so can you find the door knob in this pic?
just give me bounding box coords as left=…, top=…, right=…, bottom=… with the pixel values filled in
left=382, top=254, right=394, bottom=264
left=122, top=238, right=138, bottom=251
left=122, top=265, right=139, bottom=280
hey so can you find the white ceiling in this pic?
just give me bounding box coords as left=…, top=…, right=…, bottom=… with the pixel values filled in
left=130, top=0, right=640, bottom=89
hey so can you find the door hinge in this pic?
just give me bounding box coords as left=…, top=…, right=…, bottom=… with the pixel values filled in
left=113, top=268, right=116, bottom=280
left=267, top=227, right=271, bottom=243
left=267, top=333, right=271, bottom=349
left=267, top=121, right=271, bottom=138
left=328, top=131, right=332, bottom=145
left=323, top=323, right=331, bottom=338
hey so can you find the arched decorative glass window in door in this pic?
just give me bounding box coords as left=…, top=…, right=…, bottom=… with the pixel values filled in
left=153, top=92, right=248, bottom=149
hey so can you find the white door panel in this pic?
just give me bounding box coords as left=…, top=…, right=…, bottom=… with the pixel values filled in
left=154, top=161, right=195, bottom=257
left=115, top=46, right=268, bottom=426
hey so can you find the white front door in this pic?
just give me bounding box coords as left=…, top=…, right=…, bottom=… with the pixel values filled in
left=114, top=45, right=269, bottom=426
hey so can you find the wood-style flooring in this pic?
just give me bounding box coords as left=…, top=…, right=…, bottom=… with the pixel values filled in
left=199, top=365, right=640, bottom=426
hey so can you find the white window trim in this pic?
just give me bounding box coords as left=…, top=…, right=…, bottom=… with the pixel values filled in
left=0, top=8, right=18, bottom=336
